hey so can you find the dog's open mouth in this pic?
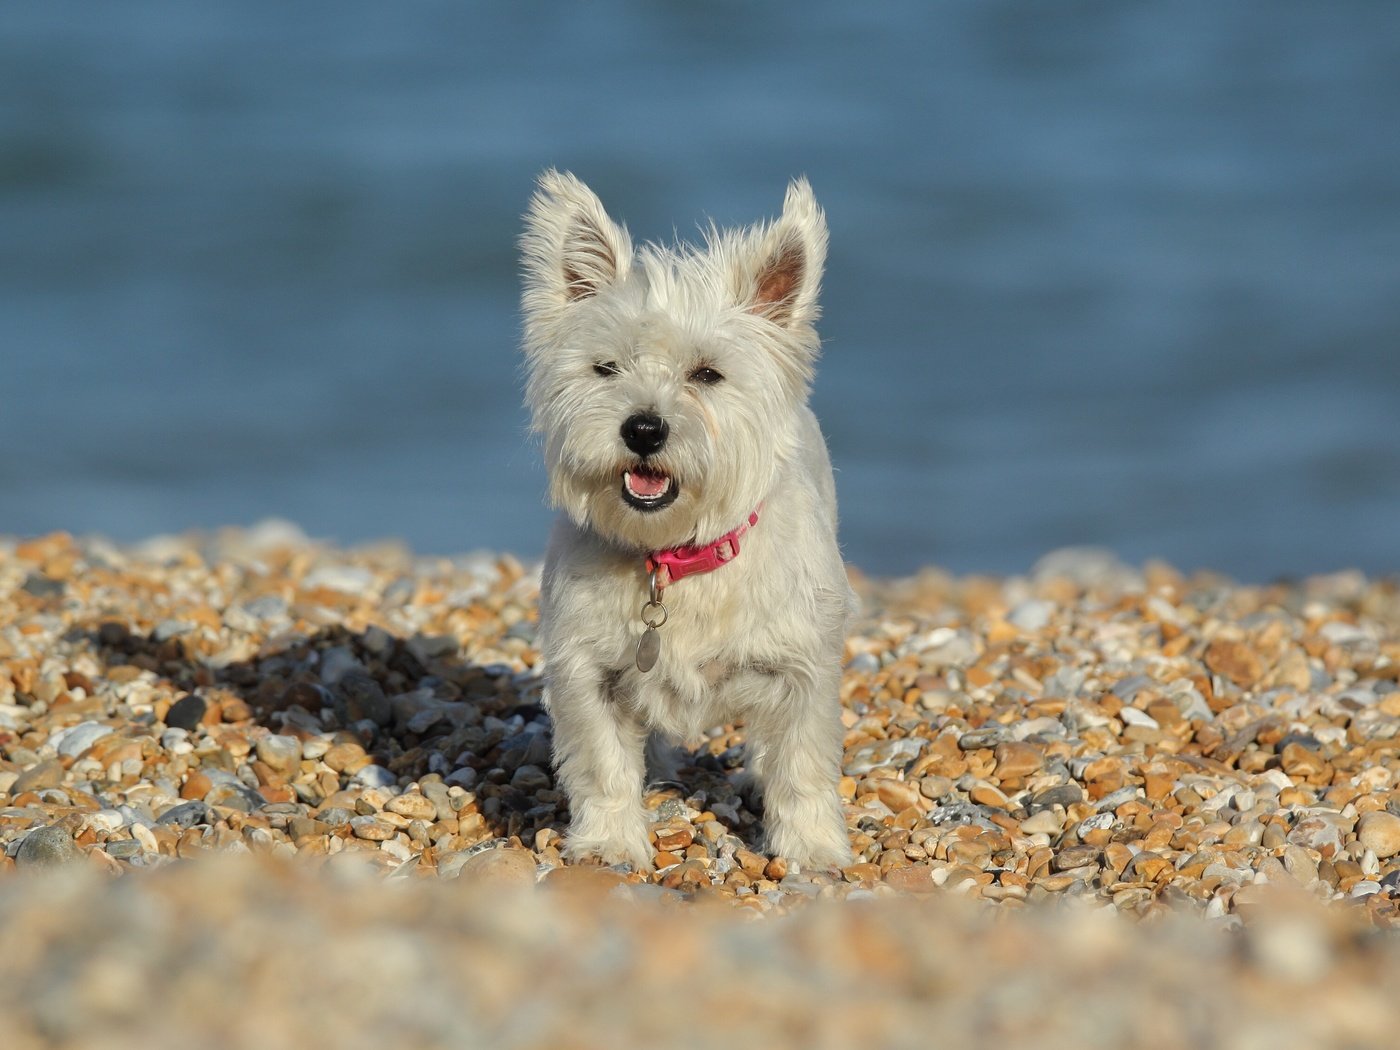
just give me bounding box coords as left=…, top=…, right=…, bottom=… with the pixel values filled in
left=622, top=467, right=679, bottom=512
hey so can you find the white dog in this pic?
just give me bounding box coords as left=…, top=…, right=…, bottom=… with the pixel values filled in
left=521, top=171, right=853, bottom=871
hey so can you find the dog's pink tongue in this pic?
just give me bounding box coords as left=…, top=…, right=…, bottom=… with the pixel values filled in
left=628, top=471, right=668, bottom=497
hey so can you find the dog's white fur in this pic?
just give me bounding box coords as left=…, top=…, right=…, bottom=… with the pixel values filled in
left=521, top=171, right=853, bottom=870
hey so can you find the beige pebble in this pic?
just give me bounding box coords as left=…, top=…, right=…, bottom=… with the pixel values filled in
left=456, top=848, right=537, bottom=887
left=1358, top=811, right=1400, bottom=859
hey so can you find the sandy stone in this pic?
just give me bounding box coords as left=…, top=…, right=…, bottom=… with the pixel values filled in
left=883, top=865, right=938, bottom=894
left=654, top=824, right=695, bottom=853
left=181, top=772, right=213, bottom=800
left=12, top=760, right=64, bottom=794
left=254, top=735, right=302, bottom=776
left=993, top=741, right=1042, bottom=782
left=1204, top=639, right=1264, bottom=688
left=1358, top=811, right=1400, bottom=859
left=1018, top=810, right=1063, bottom=836
left=323, top=742, right=370, bottom=774
left=876, top=779, right=922, bottom=812
left=734, top=849, right=767, bottom=878
left=385, top=793, right=438, bottom=822
left=456, top=848, right=537, bottom=887
left=542, top=865, right=627, bottom=896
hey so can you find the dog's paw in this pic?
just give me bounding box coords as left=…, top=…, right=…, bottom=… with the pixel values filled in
left=764, top=800, right=853, bottom=871
left=769, top=836, right=853, bottom=873
left=562, top=835, right=654, bottom=873
left=563, top=812, right=655, bottom=872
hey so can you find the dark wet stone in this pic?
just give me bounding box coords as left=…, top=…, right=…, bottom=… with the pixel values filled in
left=96, top=621, right=132, bottom=647
left=165, top=694, right=208, bottom=731
left=16, top=825, right=82, bottom=868
left=104, top=839, right=144, bottom=859
left=336, top=672, right=391, bottom=728
left=156, top=800, right=213, bottom=829
left=279, top=681, right=325, bottom=713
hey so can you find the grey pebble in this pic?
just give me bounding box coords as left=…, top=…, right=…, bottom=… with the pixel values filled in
left=335, top=672, right=391, bottom=728
left=1094, top=786, right=1142, bottom=812
left=20, top=573, right=64, bottom=599
left=349, top=764, right=397, bottom=790
left=153, top=619, right=194, bottom=642
left=1008, top=599, right=1055, bottom=632
left=1029, top=784, right=1084, bottom=813
left=52, top=720, right=111, bottom=758
left=318, top=646, right=365, bottom=687
left=844, top=738, right=924, bottom=776
left=156, top=801, right=213, bottom=829
left=958, top=727, right=1004, bottom=750
left=845, top=653, right=880, bottom=675
left=928, top=800, right=998, bottom=830
left=204, top=782, right=266, bottom=812
left=16, top=825, right=83, bottom=868
left=241, top=594, right=288, bottom=622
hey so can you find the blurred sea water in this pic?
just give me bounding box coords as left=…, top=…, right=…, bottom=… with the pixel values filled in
left=2, top=2, right=1397, bottom=579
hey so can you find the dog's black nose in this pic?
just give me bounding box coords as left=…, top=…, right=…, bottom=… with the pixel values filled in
left=621, top=413, right=668, bottom=457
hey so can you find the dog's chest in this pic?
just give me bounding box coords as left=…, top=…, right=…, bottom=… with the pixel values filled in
left=614, top=576, right=770, bottom=730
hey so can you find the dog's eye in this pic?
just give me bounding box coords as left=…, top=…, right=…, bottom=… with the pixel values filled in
left=689, top=366, right=724, bottom=385
left=593, top=361, right=619, bottom=377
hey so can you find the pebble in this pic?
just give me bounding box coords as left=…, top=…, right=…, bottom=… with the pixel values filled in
left=1008, top=599, right=1055, bottom=632
left=157, top=802, right=213, bottom=829
left=844, top=738, right=924, bottom=775
left=1, top=525, right=1399, bottom=931
left=15, top=825, right=83, bottom=868
left=50, top=720, right=113, bottom=758
left=13, top=759, right=65, bottom=794
left=453, top=848, right=537, bottom=887
left=165, top=694, right=208, bottom=731
left=1358, top=811, right=1400, bottom=859
left=255, top=735, right=303, bottom=776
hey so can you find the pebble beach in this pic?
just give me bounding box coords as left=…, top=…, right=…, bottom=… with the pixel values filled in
left=3, top=523, right=1400, bottom=1048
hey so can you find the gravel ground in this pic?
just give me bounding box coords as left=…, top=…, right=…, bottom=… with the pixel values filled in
left=2, top=524, right=1400, bottom=1046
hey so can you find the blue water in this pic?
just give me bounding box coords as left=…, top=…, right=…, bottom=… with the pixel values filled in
left=3, top=2, right=1398, bottom=579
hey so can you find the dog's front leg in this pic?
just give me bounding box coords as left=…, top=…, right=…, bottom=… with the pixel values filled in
left=549, top=673, right=653, bottom=871
left=744, top=668, right=852, bottom=870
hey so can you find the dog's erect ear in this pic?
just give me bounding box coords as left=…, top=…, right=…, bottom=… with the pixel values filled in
left=522, top=170, right=632, bottom=309
left=740, top=178, right=828, bottom=330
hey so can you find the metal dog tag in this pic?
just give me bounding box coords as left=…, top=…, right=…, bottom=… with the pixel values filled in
left=635, top=568, right=668, bottom=674
left=635, top=626, right=660, bottom=673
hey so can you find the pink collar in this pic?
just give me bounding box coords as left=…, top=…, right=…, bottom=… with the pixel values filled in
left=645, top=506, right=761, bottom=587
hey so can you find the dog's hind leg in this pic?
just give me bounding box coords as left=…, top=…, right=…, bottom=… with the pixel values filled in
left=549, top=673, right=654, bottom=871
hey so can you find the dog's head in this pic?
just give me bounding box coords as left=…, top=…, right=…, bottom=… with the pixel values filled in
left=521, top=171, right=827, bottom=551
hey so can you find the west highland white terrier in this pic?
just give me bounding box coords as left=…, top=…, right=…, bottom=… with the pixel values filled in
left=521, top=171, right=854, bottom=870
